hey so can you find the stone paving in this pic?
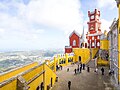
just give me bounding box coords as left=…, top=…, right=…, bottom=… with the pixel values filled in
left=52, top=64, right=116, bottom=90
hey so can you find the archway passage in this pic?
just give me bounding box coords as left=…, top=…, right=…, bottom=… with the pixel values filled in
left=79, top=56, right=81, bottom=62
left=41, top=82, right=44, bottom=90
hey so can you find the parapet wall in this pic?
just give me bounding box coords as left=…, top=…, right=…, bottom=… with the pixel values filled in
left=0, top=63, right=57, bottom=90
left=0, top=62, right=38, bottom=83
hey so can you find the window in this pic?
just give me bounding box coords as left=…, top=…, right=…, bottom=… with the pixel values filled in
left=73, top=40, right=76, bottom=46
left=92, top=42, right=94, bottom=46
left=92, top=37, right=94, bottom=40
left=97, top=42, right=100, bottom=46
left=97, top=36, right=99, bottom=39
left=91, top=15, right=94, bottom=19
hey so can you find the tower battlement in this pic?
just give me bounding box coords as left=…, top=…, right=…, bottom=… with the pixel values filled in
left=88, top=9, right=100, bottom=17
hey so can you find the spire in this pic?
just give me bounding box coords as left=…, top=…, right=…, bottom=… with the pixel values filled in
left=81, top=26, right=85, bottom=42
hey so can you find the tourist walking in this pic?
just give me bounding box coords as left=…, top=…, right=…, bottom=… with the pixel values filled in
left=74, top=69, right=77, bottom=74
left=83, top=64, right=85, bottom=70
left=101, top=67, right=104, bottom=75
left=87, top=65, right=90, bottom=72
left=81, top=63, right=83, bottom=69
left=95, top=68, right=98, bottom=74
left=77, top=67, right=79, bottom=73
left=79, top=66, right=82, bottom=73
left=78, top=64, right=79, bottom=68
left=60, top=65, right=62, bottom=70
left=68, top=81, right=71, bottom=90
left=67, top=68, right=69, bottom=72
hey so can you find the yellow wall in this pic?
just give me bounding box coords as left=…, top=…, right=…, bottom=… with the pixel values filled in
left=100, top=40, right=109, bottom=50
left=44, top=65, right=57, bottom=89
left=73, top=48, right=90, bottom=64
left=28, top=74, right=43, bottom=90
left=0, top=62, right=38, bottom=83
left=0, top=80, right=17, bottom=90
left=0, top=63, right=57, bottom=90
left=97, top=57, right=109, bottom=66
left=22, top=65, right=43, bottom=82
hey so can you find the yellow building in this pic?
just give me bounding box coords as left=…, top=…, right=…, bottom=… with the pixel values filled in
left=73, top=48, right=90, bottom=64
left=100, top=40, right=109, bottom=50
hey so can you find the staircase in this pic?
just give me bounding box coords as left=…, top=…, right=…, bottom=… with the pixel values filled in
left=86, top=49, right=99, bottom=68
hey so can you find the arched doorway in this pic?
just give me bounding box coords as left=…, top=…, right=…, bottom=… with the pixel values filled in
left=41, top=82, right=44, bottom=90
left=79, top=56, right=81, bottom=62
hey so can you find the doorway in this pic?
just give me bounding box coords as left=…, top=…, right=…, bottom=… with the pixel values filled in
left=79, top=56, right=81, bottom=62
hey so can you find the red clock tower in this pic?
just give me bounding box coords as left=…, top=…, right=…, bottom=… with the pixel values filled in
left=86, top=9, right=102, bottom=48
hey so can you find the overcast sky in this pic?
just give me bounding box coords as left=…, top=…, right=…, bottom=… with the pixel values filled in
left=0, top=0, right=118, bottom=51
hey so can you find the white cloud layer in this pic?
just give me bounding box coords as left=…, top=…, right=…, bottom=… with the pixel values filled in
left=0, top=0, right=83, bottom=50
left=97, top=0, right=116, bottom=9
left=101, top=19, right=112, bottom=32
left=25, top=0, right=83, bottom=34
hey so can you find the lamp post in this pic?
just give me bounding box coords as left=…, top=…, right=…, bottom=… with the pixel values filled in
left=115, top=0, right=120, bottom=84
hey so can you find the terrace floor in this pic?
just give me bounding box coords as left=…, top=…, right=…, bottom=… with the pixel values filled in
left=51, top=63, right=116, bottom=90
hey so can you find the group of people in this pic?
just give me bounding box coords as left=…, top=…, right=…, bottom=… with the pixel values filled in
left=74, top=63, right=88, bottom=74
left=94, top=67, right=104, bottom=75
left=67, top=67, right=106, bottom=90
left=56, top=65, right=62, bottom=71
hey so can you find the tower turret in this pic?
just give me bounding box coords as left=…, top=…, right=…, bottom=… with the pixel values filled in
left=86, top=9, right=102, bottom=48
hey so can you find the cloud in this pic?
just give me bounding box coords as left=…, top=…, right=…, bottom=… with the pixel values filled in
left=24, top=0, right=83, bottom=34
left=101, top=19, right=112, bottom=32
left=97, top=0, right=116, bottom=9
left=0, top=0, right=83, bottom=50
left=0, top=0, right=83, bottom=37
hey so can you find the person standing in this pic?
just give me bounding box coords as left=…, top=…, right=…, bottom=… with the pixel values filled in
left=95, top=68, right=98, bottom=74
left=68, top=81, right=71, bottom=90
left=101, top=67, right=104, bottom=75
left=83, top=64, right=85, bottom=70
left=77, top=67, right=79, bottom=73
left=74, top=69, right=77, bottom=74
left=67, top=68, right=69, bottom=72
left=79, top=66, right=82, bottom=73
left=81, top=63, right=83, bottom=69
left=87, top=65, right=90, bottom=72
